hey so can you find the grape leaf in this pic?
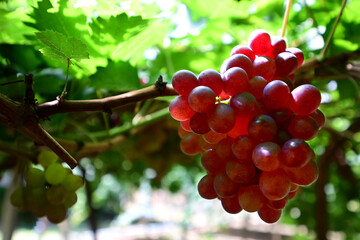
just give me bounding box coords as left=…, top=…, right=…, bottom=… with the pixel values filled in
left=35, top=30, right=89, bottom=61
left=89, top=60, right=140, bottom=91
left=90, top=13, right=148, bottom=44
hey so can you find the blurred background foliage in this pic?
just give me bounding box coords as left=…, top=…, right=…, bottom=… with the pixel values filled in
left=0, top=0, right=360, bottom=239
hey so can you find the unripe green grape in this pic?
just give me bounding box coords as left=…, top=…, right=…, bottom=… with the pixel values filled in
left=25, top=167, right=45, bottom=188
left=64, top=192, right=77, bottom=208
left=61, top=174, right=84, bottom=192
left=10, top=187, right=26, bottom=211
left=46, top=204, right=67, bottom=224
left=45, top=163, right=66, bottom=185
left=26, top=188, right=47, bottom=217
left=38, top=150, right=58, bottom=168
left=46, top=185, right=67, bottom=205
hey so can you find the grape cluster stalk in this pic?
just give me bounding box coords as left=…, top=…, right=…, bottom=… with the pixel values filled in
left=10, top=151, right=84, bottom=224
left=170, top=29, right=324, bottom=224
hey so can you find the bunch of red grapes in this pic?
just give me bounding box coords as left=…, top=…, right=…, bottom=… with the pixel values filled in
left=169, top=29, right=324, bottom=224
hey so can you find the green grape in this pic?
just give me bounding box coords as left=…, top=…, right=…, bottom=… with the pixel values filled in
left=64, top=192, right=77, bottom=208
left=25, top=167, right=45, bottom=188
left=61, top=174, right=84, bottom=192
left=46, top=204, right=67, bottom=224
left=26, top=187, right=47, bottom=217
left=10, top=187, right=26, bottom=211
left=46, top=185, right=67, bottom=205
left=38, top=150, right=58, bottom=168
left=45, top=163, right=66, bottom=185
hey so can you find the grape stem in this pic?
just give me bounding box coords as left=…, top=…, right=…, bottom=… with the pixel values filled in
left=320, top=0, right=347, bottom=59
left=281, top=0, right=293, bottom=38
left=37, top=84, right=177, bottom=118
left=60, top=58, right=71, bottom=100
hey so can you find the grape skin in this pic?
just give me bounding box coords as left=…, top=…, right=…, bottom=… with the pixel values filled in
left=171, top=70, right=199, bottom=96
left=197, top=174, right=218, bottom=199
left=169, top=96, right=195, bottom=121
left=207, top=103, right=236, bottom=134
left=45, top=163, right=67, bottom=185
left=222, top=67, right=249, bottom=96
left=252, top=142, right=281, bottom=172
left=188, top=86, right=216, bottom=113
left=198, top=69, right=223, bottom=96
left=289, top=84, right=321, bottom=116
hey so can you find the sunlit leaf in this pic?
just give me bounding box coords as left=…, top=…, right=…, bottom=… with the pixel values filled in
left=35, top=30, right=89, bottom=61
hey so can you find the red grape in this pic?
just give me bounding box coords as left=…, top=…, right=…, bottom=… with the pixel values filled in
left=180, top=120, right=191, bottom=132
left=248, top=76, right=267, bottom=100
left=169, top=96, right=195, bottom=121
left=189, top=112, right=211, bottom=134
left=207, top=103, right=236, bottom=133
left=266, top=197, right=288, bottom=210
left=178, top=125, right=190, bottom=138
left=259, top=168, right=291, bottom=200
left=248, top=114, right=278, bottom=142
left=232, top=135, right=256, bottom=162
left=262, top=80, right=290, bottom=110
left=258, top=205, right=282, bottom=223
left=310, top=109, right=325, bottom=129
left=201, top=149, right=226, bottom=174
left=288, top=115, right=319, bottom=140
left=222, top=67, right=249, bottom=96
left=289, top=84, right=321, bottom=115
left=230, top=92, right=259, bottom=117
left=286, top=47, right=304, bottom=67
left=248, top=29, right=272, bottom=56
left=283, top=160, right=319, bottom=186
left=188, top=86, right=216, bottom=113
left=281, top=138, right=312, bottom=168
left=226, top=161, right=256, bottom=184
left=198, top=175, right=217, bottom=199
left=223, top=54, right=254, bottom=77
left=238, top=185, right=265, bottom=212
left=180, top=133, right=202, bottom=156
left=270, top=36, right=286, bottom=59
left=213, top=172, right=240, bottom=198
left=230, top=45, right=255, bottom=61
left=221, top=195, right=243, bottom=214
left=270, top=109, right=294, bottom=130
left=252, top=142, right=281, bottom=172
left=274, top=52, right=298, bottom=77
left=216, top=137, right=236, bottom=160
left=253, top=56, right=276, bottom=81
left=202, top=131, right=226, bottom=144
left=198, top=137, right=216, bottom=151
left=172, top=70, right=199, bottom=96
left=198, top=69, right=223, bottom=96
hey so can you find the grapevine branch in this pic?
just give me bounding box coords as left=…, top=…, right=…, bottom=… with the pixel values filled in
left=37, top=84, right=177, bottom=118
left=0, top=76, right=177, bottom=168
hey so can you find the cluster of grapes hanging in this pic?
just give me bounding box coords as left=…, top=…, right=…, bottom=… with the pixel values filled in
left=169, top=29, right=324, bottom=223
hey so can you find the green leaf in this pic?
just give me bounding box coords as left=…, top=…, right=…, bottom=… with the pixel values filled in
left=337, top=79, right=360, bottom=99
left=90, top=13, right=148, bottom=44
left=35, top=30, right=89, bottom=61
left=89, top=60, right=140, bottom=91
left=112, top=19, right=172, bottom=61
